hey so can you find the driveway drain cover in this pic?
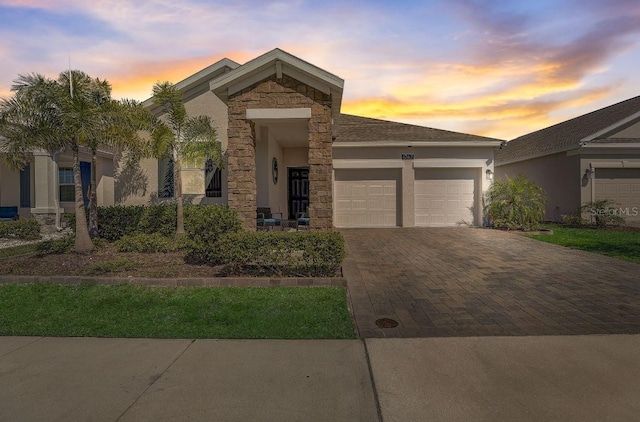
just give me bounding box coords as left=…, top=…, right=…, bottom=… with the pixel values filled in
left=375, top=318, right=399, bottom=328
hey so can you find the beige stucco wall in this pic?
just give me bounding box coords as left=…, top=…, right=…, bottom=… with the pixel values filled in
left=267, top=130, right=287, bottom=216
left=115, top=87, right=229, bottom=206
left=496, top=152, right=581, bottom=221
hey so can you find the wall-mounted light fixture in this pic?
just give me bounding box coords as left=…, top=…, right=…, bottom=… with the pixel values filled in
left=486, top=169, right=494, bottom=181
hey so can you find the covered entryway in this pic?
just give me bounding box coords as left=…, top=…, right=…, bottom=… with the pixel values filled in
left=334, top=169, right=399, bottom=228
left=594, top=168, right=640, bottom=224
left=414, top=168, right=477, bottom=227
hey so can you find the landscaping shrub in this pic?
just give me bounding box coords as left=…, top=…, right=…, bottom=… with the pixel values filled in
left=185, top=230, right=345, bottom=277
left=115, top=232, right=183, bottom=253
left=0, top=219, right=41, bottom=240
left=97, top=205, right=145, bottom=241
left=484, top=175, right=546, bottom=231
left=35, top=236, right=74, bottom=256
left=138, top=204, right=177, bottom=237
left=567, top=199, right=626, bottom=227
left=184, top=204, right=242, bottom=244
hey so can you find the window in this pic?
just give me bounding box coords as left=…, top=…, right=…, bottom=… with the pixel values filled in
left=158, top=156, right=174, bottom=198
left=205, top=159, right=222, bottom=198
left=20, top=165, right=31, bottom=208
left=59, top=168, right=75, bottom=202
left=58, top=162, right=90, bottom=205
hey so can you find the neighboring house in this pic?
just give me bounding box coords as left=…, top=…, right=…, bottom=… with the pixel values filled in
left=495, top=96, right=640, bottom=226
left=1, top=48, right=504, bottom=230
left=0, top=148, right=114, bottom=230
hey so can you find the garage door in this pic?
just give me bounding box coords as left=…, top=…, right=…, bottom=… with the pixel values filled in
left=594, top=168, right=640, bottom=224
left=334, top=169, right=399, bottom=228
left=415, top=168, right=477, bottom=227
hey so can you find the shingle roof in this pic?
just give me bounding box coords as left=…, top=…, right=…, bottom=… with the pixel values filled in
left=335, top=114, right=503, bottom=144
left=495, top=95, right=640, bottom=164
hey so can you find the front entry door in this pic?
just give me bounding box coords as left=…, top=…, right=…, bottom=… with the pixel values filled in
left=288, top=167, right=309, bottom=219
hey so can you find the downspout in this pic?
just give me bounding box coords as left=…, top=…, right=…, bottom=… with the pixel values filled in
left=589, top=163, right=595, bottom=204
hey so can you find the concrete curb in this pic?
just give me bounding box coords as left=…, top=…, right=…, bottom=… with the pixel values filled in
left=0, top=275, right=346, bottom=288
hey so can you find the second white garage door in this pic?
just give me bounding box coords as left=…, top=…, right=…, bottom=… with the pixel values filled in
left=594, top=168, right=640, bottom=225
left=415, top=168, right=477, bottom=227
left=334, top=169, right=399, bottom=228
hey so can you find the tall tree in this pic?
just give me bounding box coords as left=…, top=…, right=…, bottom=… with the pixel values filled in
left=0, top=70, right=149, bottom=252
left=151, top=82, right=222, bottom=238
left=86, top=97, right=153, bottom=237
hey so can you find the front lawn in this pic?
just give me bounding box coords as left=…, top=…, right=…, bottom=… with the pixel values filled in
left=527, top=224, right=640, bottom=264
left=0, top=284, right=355, bottom=339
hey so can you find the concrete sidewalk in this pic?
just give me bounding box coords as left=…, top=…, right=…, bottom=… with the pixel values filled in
left=1, top=335, right=639, bottom=421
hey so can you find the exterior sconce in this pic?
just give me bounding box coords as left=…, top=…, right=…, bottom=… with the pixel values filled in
left=486, top=169, right=494, bottom=181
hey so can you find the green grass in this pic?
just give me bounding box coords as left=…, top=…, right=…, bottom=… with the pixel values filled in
left=527, top=224, right=640, bottom=264
left=0, top=243, right=38, bottom=259
left=0, top=284, right=355, bottom=339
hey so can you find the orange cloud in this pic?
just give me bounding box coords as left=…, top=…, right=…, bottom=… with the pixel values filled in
left=109, top=51, right=255, bottom=101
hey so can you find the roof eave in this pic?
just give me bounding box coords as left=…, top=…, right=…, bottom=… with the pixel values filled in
left=333, top=140, right=504, bottom=148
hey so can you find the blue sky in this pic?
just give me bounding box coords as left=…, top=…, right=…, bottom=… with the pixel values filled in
left=1, top=0, right=639, bottom=139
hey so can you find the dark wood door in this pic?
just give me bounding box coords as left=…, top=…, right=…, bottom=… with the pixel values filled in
left=288, top=168, right=309, bottom=219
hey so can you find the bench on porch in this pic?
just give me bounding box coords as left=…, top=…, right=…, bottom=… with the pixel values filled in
left=0, top=206, right=19, bottom=221
left=256, top=207, right=282, bottom=230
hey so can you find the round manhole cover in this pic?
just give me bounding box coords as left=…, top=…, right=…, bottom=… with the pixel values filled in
left=375, top=318, right=398, bottom=328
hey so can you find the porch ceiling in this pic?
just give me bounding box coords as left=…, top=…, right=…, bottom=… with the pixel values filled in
left=256, top=120, right=309, bottom=148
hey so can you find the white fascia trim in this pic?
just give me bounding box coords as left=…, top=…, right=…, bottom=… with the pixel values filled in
left=246, top=108, right=311, bottom=120
left=333, top=159, right=403, bottom=169
left=283, top=65, right=332, bottom=95
left=210, top=48, right=344, bottom=95
left=413, top=159, right=487, bottom=169
left=580, top=110, right=640, bottom=144
left=590, top=160, right=640, bottom=169
left=227, top=67, right=274, bottom=96
left=581, top=142, right=640, bottom=148
left=333, top=141, right=503, bottom=148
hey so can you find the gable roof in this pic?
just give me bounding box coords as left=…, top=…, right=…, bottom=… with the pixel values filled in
left=334, top=114, right=504, bottom=147
left=496, top=95, right=640, bottom=165
left=142, top=57, right=240, bottom=111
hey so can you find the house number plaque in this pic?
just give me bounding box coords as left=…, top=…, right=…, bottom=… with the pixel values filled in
left=401, top=153, right=415, bottom=160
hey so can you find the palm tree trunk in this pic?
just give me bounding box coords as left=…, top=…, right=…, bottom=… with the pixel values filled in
left=72, top=147, right=94, bottom=253
left=89, top=149, right=98, bottom=238
left=175, top=150, right=185, bottom=238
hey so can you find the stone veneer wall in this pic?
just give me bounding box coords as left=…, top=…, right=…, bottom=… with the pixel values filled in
left=227, top=75, right=333, bottom=230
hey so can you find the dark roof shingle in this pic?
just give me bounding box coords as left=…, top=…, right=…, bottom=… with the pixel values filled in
left=496, top=95, right=640, bottom=164
left=335, top=114, right=503, bottom=144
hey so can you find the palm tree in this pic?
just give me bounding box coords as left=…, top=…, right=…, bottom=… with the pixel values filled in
left=151, top=82, right=222, bottom=238
left=86, top=98, right=153, bottom=237
left=0, top=70, right=149, bottom=253
left=484, top=175, right=546, bottom=231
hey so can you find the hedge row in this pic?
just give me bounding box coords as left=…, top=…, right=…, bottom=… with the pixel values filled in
left=68, top=204, right=242, bottom=242
left=185, top=231, right=345, bottom=277
left=0, top=219, right=41, bottom=240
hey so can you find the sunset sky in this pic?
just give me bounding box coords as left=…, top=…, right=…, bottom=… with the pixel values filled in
left=1, top=0, right=639, bottom=140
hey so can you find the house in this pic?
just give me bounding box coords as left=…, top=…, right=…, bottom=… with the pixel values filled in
left=1, top=48, right=504, bottom=230
left=495, top=96, right=640, bottom=226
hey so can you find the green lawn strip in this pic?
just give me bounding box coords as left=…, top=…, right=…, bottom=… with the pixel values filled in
left=527, top=225, right=640, bottom=264
left=0, top=284, right=355, bottom=339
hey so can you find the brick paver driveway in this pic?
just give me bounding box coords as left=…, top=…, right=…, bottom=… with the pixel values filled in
left=341, top=228, right=640, bottom=338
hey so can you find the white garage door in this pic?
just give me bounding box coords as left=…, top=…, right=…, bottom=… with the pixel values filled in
left=594, top=168, right=640, bottom=224
left=334, top=169, right=399, bottom=228
left=415, top=168, right=477, bottom=227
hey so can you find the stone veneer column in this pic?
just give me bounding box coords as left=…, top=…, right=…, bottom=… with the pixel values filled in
left=227, top=96, right=257, bottom=230
left=226, top=76, right=334, bottom=230
left=308, top=102, right=333, bottom=230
